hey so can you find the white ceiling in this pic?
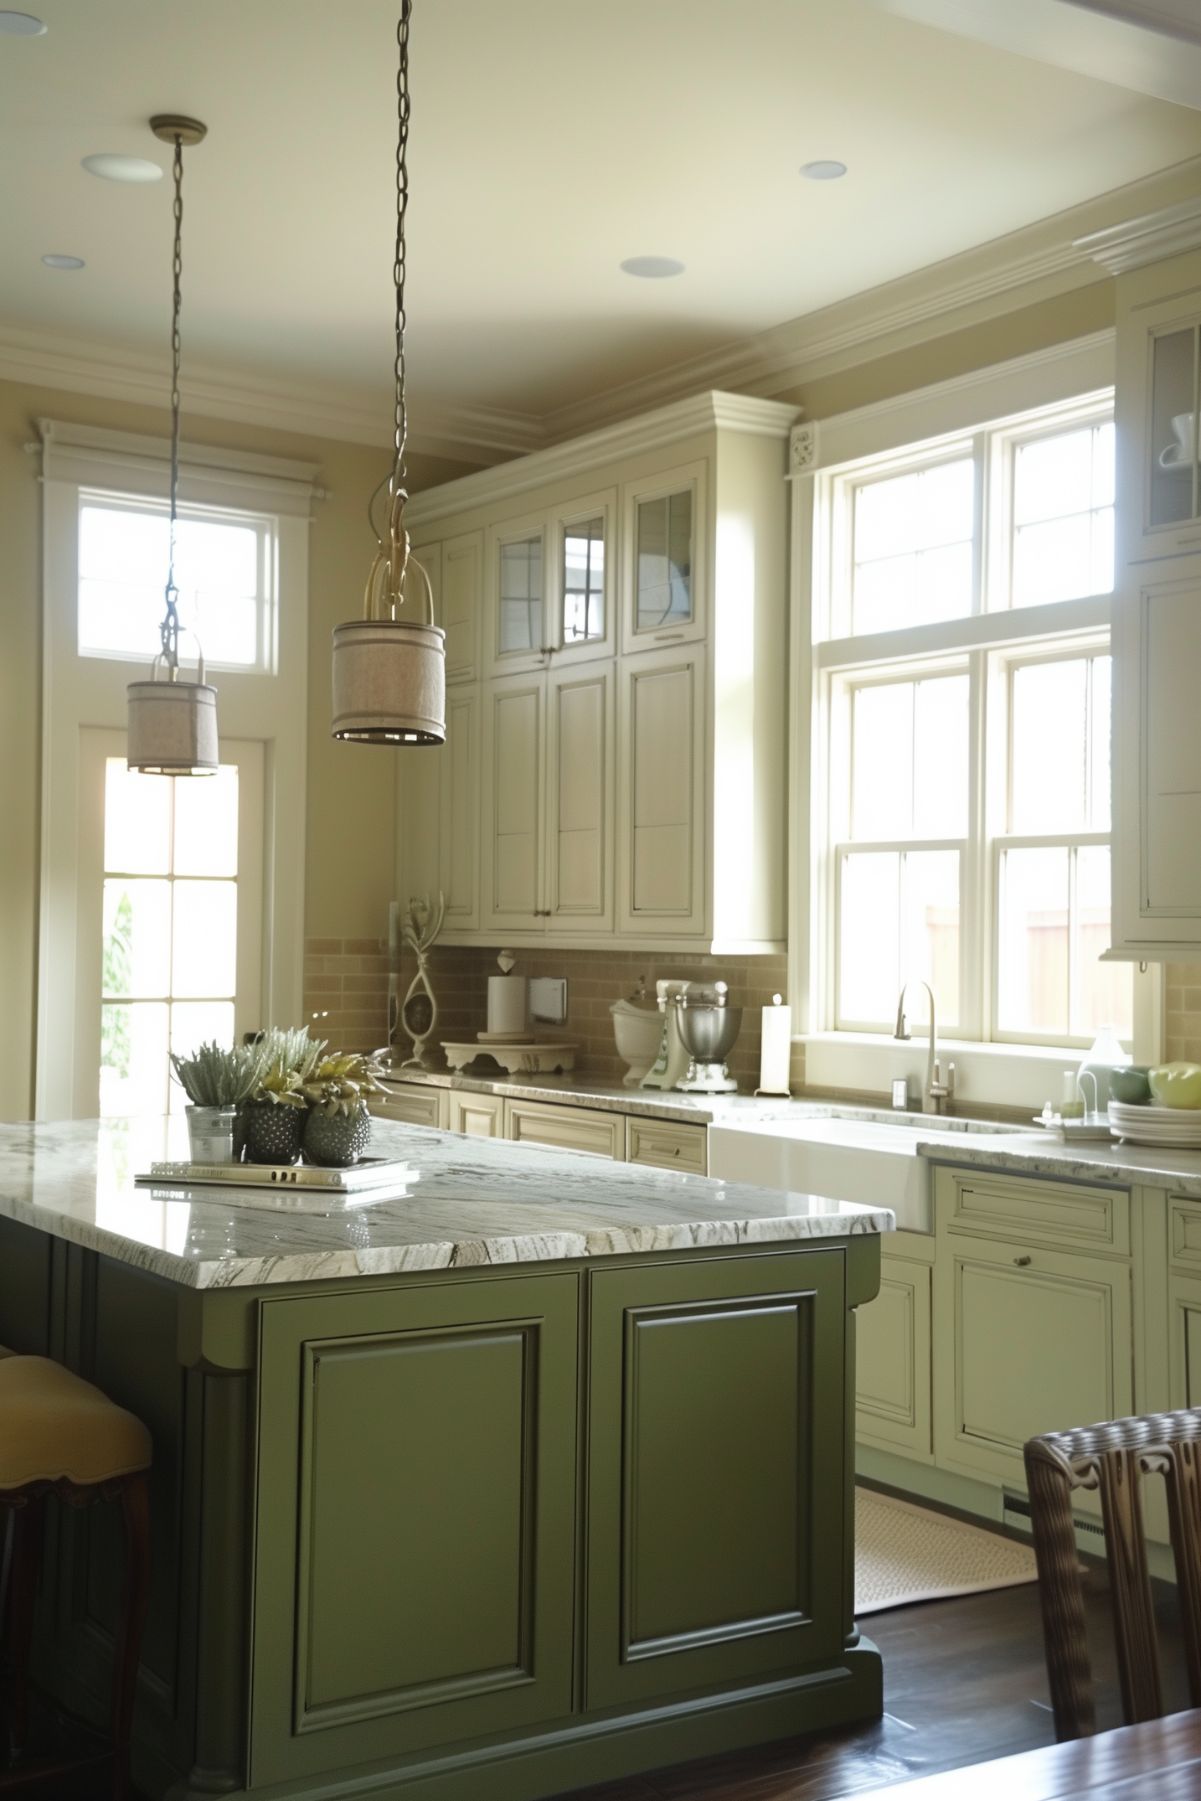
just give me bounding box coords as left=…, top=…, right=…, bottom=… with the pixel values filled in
left=3, top=0, right=1201, bottom=432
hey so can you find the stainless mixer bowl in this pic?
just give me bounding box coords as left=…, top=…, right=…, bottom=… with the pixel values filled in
left=675, top=1001, right=742, bottom=1064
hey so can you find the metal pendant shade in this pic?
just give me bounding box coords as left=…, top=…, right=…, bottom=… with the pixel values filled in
left=331, top=0, right=446, bottom=747
left=126, top=114, right=218, bottom=776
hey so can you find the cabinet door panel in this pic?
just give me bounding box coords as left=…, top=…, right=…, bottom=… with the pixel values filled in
left=856, top=1257, right=932, bottom=1459
left=934, top=1235, right=1132, bottom=1494
left=439, top=687, right=479, bottom=929
left=504, top=1098, right=625, bottom=1160
left=621, top=461, right=707, bottom=655
left=487, top=515, right=549, bottom=677
left=586, top=1250, right=846, bottom=1708
left=1142, top=574, right=1201, bottom=916
left=251, top=1274, right=578, bottom=1783
left=550, top=487, right=617, bottom=662
left=447, top=1091, right=504, bottom=1138
left=618, top=649, right=705, bottom=936
left=371, top=1087, right=447, bottom=1130
left=441, top=530, right=482, bottom=684
left=546, top=662, right=613, bottom=931
left=483, top=677, right=544, bottom=930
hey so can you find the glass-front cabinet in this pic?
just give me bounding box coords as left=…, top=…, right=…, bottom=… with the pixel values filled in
left=622, top=462, right=705, bottom=654
left=487, top=490, right=616, bottom=673
left=1116, top=256, right=1201, bottom=565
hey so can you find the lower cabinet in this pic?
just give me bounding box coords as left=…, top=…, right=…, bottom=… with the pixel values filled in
left=447, top=1090, right=505, bottom=1138
left=504, top=1097, right=627, bottom=1160
left=371, top=1087, right=448, bottom=1130
left=251, top=1274, right=580, bottom=1785
left=856, top=1242, right=933, bottom=1461
left=626, top=1117, right=708, bottom=1174
left=585, top=1250, right=848, bottom=1708
left=932, top=1232, right=1133, bottom=1493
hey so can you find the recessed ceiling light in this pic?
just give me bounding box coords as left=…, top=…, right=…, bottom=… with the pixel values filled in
left=620, top=256, right=685, bottom=279
left=801, top=160, right=847, bottom=181
left=0, top=11, right=47, bottom=34
left=42, top=253, right=85, bottom=270
left=82, top=153, right=163, bottom=184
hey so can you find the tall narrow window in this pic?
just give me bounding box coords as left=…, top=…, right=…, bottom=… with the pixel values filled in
left=100, top=758, right=240, bottom=1116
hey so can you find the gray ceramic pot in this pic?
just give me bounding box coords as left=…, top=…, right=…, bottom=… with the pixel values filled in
left=303, top=1106, right=372, bottom=1168
left=240, top=1101, right=304, bottom=1165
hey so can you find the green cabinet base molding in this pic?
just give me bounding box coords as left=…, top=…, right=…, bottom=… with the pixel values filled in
left=0, top=1214, right=882, bottom=1801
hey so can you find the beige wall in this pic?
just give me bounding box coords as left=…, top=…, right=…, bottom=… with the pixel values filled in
left=778, top=281, right=1116, bottom=420
left=0, top=372, right=476, bottom=1117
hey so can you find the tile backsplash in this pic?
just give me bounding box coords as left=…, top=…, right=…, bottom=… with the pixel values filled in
left=304, top=939, right=804, bottom=1091
left=1166, top=965, right=1201, bottom=1062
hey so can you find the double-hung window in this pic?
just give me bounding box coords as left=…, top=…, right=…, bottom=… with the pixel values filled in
left=810, top=391, right=1133, bottom=1070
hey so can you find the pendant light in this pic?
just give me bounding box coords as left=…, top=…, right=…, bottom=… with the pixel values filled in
left=126, top=115, right=219, bottom=776
left=331, top=0, right=445, bottom=746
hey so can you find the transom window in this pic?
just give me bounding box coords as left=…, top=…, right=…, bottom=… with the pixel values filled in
left=817, top=394, right=1132, bottom=1049
left=78, top=490, right=276, bottom=671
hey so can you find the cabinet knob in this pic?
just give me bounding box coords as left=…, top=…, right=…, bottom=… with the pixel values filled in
left=1014, top=1254, right=1032, bottom=1267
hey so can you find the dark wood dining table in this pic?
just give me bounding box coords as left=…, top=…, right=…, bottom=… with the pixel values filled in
left=836, top=1709, right=1201, bottom=1798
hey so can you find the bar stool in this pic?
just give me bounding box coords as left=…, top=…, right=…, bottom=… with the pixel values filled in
left=0, top=1349, right=151, bottom=1800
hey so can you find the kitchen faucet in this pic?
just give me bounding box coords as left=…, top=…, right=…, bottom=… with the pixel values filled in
left=894, top=980, right=954, bottom=1115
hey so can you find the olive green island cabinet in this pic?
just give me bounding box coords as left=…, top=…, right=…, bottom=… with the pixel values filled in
left=0, top=1118, right=892, bottom=1801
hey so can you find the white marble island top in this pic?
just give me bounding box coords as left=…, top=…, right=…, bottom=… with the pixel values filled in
left=0, top=1118, right=894, bottom=1291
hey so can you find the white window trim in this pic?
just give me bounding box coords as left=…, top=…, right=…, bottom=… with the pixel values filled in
left=788, top=331, right=1164, bottom=1111
left=36, top=419, right=319, bottom=1119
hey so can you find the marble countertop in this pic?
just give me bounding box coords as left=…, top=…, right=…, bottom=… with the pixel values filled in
left=0, top=1118, right=894, bottom=1291
left=918, top=1130, right=1201, bottom=1196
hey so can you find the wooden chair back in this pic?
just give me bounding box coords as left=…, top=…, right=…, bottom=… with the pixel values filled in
left=1024, top=1407, right=1201, bottom=1741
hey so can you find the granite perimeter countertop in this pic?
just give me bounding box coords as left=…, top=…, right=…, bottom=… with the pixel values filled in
left=917, top=1130, right=1201, bottom=1197
left=0, top=1118, right=894, bottom=1291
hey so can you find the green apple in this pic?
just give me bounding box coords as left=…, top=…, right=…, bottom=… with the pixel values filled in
left=1149, top=1062, right=1201, bottom=1108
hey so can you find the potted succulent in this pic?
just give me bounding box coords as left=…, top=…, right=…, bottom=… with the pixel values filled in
left=170, top=1040, right=266, bottom=1164
left=301, top=1052, right=388, bottom=1167
left=240, top=1030, right=326, bottom=1165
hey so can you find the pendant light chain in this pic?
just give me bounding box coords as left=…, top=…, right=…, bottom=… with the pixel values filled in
left=163, top=131, right=185, bottom=674
left=392, top=0, right=411, bottom=497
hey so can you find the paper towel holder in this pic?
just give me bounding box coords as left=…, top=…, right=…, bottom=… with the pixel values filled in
left=754, top=992, right=793, bottom=1098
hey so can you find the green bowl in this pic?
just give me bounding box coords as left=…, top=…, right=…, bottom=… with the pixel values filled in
left=1109, top=1066, right=1152, bottom=1105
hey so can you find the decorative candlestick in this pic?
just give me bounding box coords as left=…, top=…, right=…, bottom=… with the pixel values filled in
left=399, top=892, right=445, bottom=1070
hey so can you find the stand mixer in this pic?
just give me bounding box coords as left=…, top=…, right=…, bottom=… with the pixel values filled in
left=675, top=981, right=742, bottom=1093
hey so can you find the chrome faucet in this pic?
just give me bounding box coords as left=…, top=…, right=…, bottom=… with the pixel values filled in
left=894, top=980, right=955, bottom=1115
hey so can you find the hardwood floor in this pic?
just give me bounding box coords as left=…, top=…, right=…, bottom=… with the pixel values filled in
left=556, top=1556, right=1193, bottom=1801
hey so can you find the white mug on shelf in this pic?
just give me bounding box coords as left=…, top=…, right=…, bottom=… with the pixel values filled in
left=1158, top=411, right=1197, bottom=470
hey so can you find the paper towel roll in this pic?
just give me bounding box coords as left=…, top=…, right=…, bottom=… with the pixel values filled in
left=757, top=994, right=792, bottom=1096
left=487, top=976, right=527, bottom=1036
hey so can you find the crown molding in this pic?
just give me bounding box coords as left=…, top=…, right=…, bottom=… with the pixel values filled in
left=0, top=326, right=537, bottom=464
left=1075, top=195, right=1201, bottom=273
left=540, top=155, right=1201, bottom=442
left=405, top=391, right=800, bottom=528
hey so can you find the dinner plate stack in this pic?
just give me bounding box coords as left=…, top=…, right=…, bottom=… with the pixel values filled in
left=1109, top=1101, right=1201, bottom=1148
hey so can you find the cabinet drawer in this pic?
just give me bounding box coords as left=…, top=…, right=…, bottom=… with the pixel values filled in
left=936, top=1166, right=1130, bottom=1257
left=372, top=1087, right=448, bottom=1131
left=504, top=1100, right=626, bottom=1161
left=626, top=1118, right=707, bottom=1175
left=447, top=1091, right=505, bottom=1139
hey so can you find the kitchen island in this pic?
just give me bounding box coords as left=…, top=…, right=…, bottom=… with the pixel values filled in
left=0, top=1117, right=892, bottom=1801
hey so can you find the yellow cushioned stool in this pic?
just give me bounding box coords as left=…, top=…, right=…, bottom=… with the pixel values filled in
left=0, top=1348, right=151, bottom=1801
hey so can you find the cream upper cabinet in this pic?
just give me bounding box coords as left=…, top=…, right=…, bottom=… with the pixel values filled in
left=442, top=530, right=483, bottom=684
left=487, top=513, right=550, bottom=678
left=440, top=687, right=480, bottom=930
left=545, top=661, right=614, bottom=934
left=621, top=462, right=705, bottom=655
left=617, top=647, right=705, bottom=937
left=481, top=672, right=545, bottom=932
left=400, top=391, right=796, bottom=952
left=1108, top=242, right=1201, bottom=956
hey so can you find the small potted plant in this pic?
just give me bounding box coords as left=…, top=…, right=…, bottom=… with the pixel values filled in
left=301, top=1052, right=388, bottom=1167
left=240, top=1030, right=326, bottom=1165
left=170, top=1040, right=266, bottom=1164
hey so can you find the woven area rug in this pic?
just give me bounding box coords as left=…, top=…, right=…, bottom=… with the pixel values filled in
left=855, top=1485, right=1038, bottom=1614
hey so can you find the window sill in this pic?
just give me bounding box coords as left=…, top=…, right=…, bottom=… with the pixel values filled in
left=801, top=1033, right=1110, bottom=1114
